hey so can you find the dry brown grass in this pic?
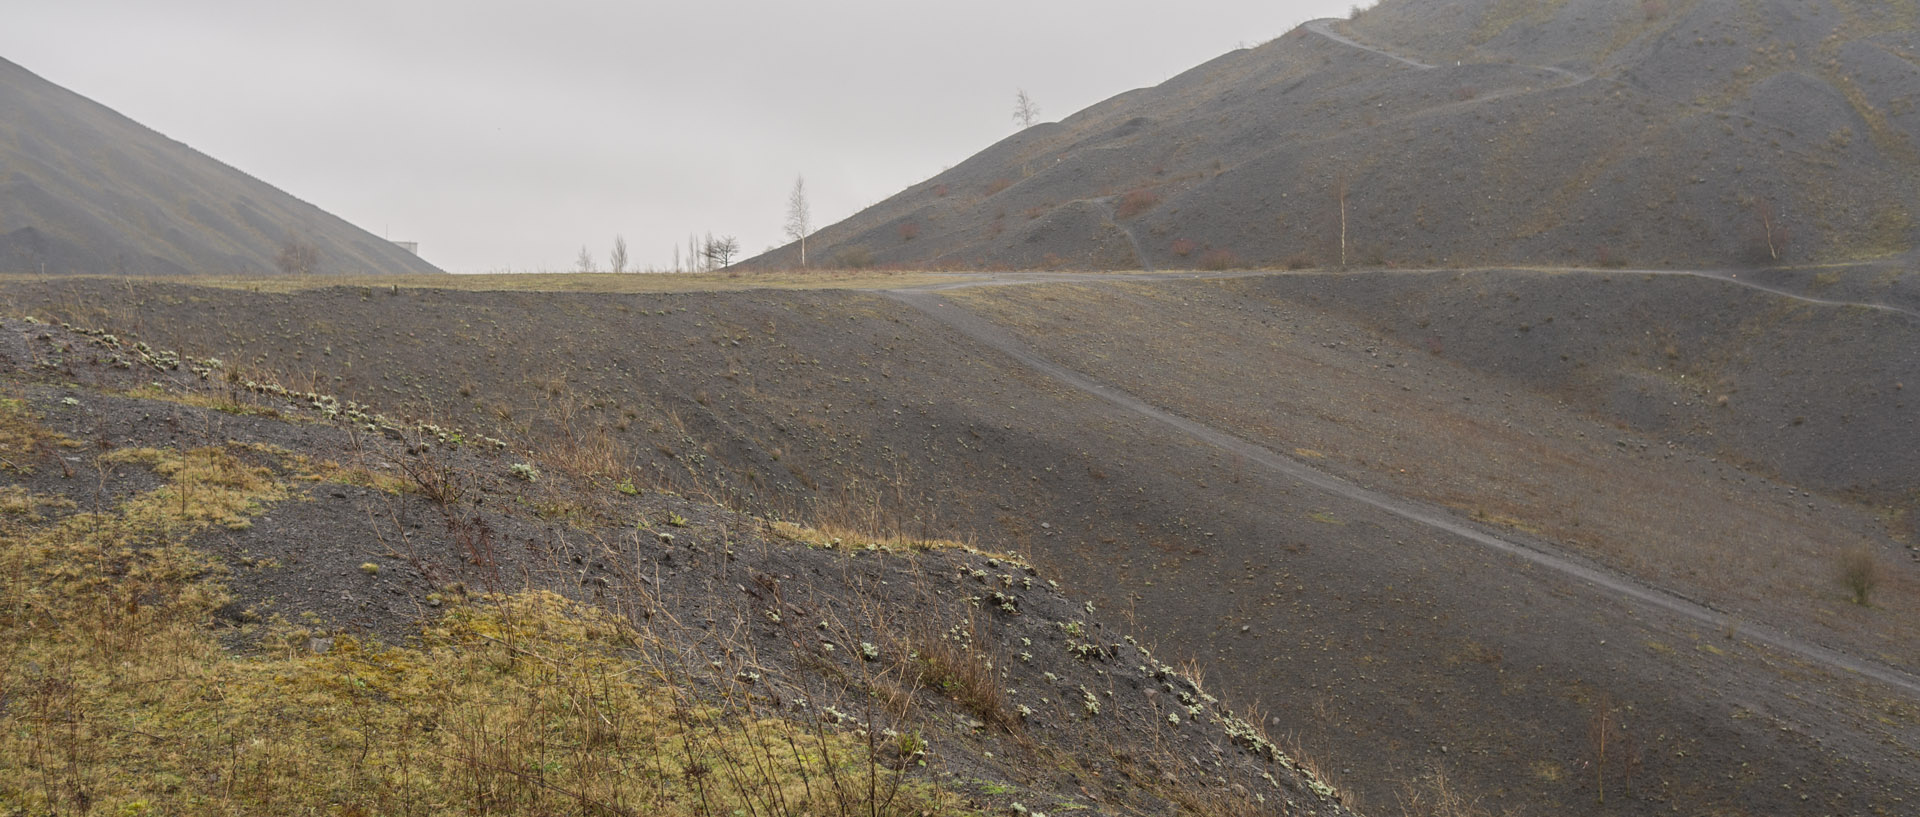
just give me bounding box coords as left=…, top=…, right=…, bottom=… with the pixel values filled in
left=903, top=612, right=1016, bottom=732
left=1395, top=768, right=1512, bottom=817
left=1116, top=189, right=1162, bottom=219
left=0, top=269, right=971, bottom=296
left=1839, top=545, right=1882, bottom=606
left=0, top=419, right=961, bottom=815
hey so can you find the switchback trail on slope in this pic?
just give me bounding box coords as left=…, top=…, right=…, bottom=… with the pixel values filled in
left=1304, top=19, right=1434, bottom=70
left=882, top=282, right=1920, bottom=699
left=1300, top=17, right=1858, bottom=162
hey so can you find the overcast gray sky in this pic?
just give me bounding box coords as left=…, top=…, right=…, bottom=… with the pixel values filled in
left=6, top=0, right=1353, bottom=273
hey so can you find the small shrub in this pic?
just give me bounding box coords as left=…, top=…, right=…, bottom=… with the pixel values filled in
left=911, top=621, right=1014, bottom=730
left=1839, top=546, right=1881, bottom=605
left=1115, top=188, right=1161, bottom=219
left=1396, top=769, right=1500, bottom=817
left=1283, top=252, right=1317, bottom=270
left=899, top=222, right=920, bottom=241
left=1170, top=238, right=1197, bottom=257
left=508, top=462, right=540, bottom=482
left=834, top=245, right=875, bottom=269
left=401, top=454, right=463, bottom=506
left=932, top=183, right=950, bottom=197
left=985, top=179, right=1012, bottom=196
left=1198, top=248, right=1241, bottom=270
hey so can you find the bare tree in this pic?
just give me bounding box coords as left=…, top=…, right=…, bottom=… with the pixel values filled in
left=610, top=235, right=629, bottom=274
left=1013, top=89, right=1040, bottom=130
left=784, top=175, right=812, bottom=267
left=703, top=235, right=741, bottom=269
left=275, top=238, right=320, bottom=275
left=1756, top=199, right=1785, bottom=262
left=1335, top=174, right=1350, bottom=268
left=1586, top=694, right=1639, bottom=805
left=575, top=245, right=596, bottom=273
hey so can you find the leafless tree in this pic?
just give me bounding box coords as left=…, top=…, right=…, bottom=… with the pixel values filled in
left=575, top=245, right=596, bottom=273
left=1335, top=174, right=1350, bottom=268
left=1588, top=696, right=1614, bottom=804
left=785, top=175, right=813, bottom=267
left=1585, top=693, right=1639, bottom=805
left=610, top=235, right=629, bottom=273
left=1013, top=89, right=1040, bottom=130
left=703, top=235, right=740, bottom=269
left=1756, top=199, right=1785, bottom=262
left=275, top=238, right=320, bottom=275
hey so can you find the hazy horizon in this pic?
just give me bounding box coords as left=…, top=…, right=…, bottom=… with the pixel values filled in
left=4, top=0, right=1353, bottom=273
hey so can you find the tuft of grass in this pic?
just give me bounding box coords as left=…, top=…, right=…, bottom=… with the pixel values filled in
left=905, top=614, right=1016, bottom=732
left=122, top=384, right=285, bottom=420
left=767, top=519, right=969, bottom=555
left=1396, top=768, right=1513, bottom=817
left=1839, top=546, right=1881, bottom=606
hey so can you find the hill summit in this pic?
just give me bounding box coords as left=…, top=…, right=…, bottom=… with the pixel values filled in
left=0, top=57, right=441, bottom=277
left=755, top=0, right=1920, bottom=271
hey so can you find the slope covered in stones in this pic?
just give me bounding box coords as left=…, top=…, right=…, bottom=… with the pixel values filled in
left=0, top=57, right=442, bottom=277
left=753, top=0, right=1920, bottom=272
left=0, top=314, right=1351, bottom=816
left=5, top=272, right=1916, bottom=816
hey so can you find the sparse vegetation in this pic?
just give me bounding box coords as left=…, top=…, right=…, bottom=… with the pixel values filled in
left=907, top=614, right=1015, bottom=731
left=1012, top=89, right=1040, bottom=130
left=274, top=238, right=320, bottom=275
left=1583, top=693, right=1641, bottom=806
left=1198, top=248, right=1242, bottom=270
left=1839, top=545, right=1881, bottom=605
left=833, top=245, right=876, bottom=269
left=0, top=317, right=1356, bottom=817
left=1115, top=188, right=1161, bottom=219
left=1395, top=769, right=1506, bottom=817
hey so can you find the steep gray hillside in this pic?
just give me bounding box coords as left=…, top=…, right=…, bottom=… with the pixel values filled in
left=0, top=57, right=441, bottom=277
left=753, top=0, right=1920, bottom=272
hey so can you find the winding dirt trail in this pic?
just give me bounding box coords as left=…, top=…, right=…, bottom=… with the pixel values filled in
left=882, top=279, right=1920, bottom=699
left=1635, top=267, right=1920, bottom=320
left=1300, top=17, right=1858, bottom=161
left=891, top=266, right=1918, bottom=320
left=1304, top=19, right=1434, bottom=70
